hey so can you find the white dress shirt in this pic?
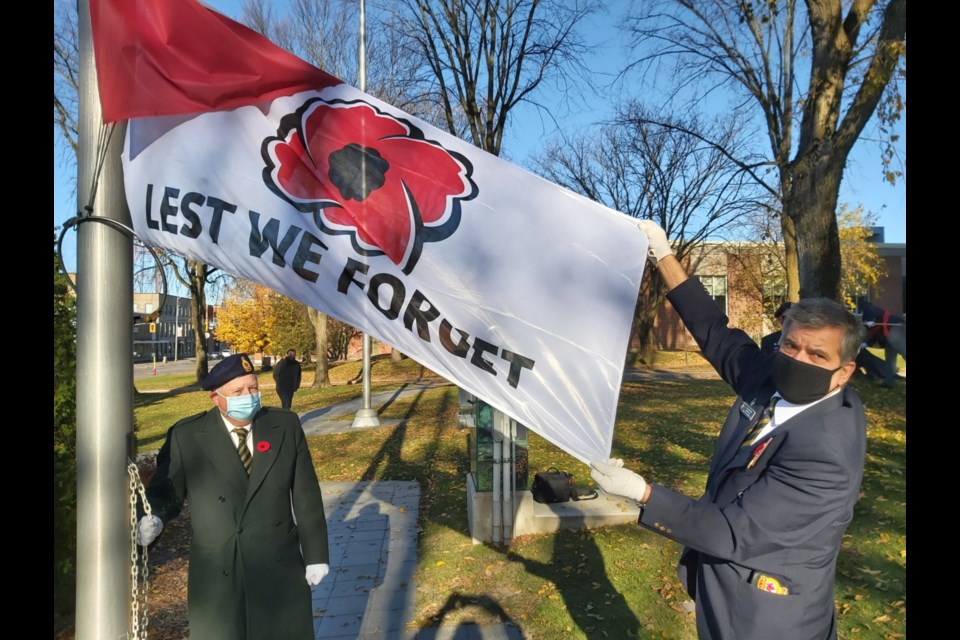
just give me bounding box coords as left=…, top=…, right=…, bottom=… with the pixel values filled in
left=219, top=413, right=254, bottom=451
left=749, top=386, right=844, bottom=444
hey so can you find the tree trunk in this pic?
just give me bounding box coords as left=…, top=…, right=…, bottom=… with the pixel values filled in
left=307, top=307, right=331, bottom=388
left=634, top=270, right=667, bottom=365
left=188, top=262, right=210, bottom=384
left=784, top=153, right=844, bottom=300
left=780, top=214, right=800, bottom=302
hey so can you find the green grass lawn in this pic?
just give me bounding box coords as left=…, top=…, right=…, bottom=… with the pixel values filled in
left=135, top=355, right=906, bottom=638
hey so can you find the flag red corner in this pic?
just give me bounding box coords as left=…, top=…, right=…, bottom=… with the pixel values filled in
left=88, top=0, right=341, bottom=122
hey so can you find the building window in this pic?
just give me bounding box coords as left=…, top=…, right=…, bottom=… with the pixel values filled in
left=762, top=276, right=787, bottom=318
left=698, top=275, right=727, bottom=315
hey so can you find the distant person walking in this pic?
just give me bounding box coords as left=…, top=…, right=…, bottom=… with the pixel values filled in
left=859, top=301, right=906, bottom=388
left=273, top=349, right=303, bottom=410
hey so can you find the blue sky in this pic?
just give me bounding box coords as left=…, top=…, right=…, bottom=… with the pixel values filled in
left=53, top=0, right=906, bottom=272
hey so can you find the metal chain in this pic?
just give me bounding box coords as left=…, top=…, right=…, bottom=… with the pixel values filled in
left=128, top=460, right=152, bottom=640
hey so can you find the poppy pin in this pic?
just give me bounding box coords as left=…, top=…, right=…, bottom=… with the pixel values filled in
left=256, top=441, right=271, bottom=453
left=746, top=439, right=771, bottom=470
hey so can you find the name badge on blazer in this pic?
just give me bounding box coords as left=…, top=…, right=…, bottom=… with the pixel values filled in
left=739, top=402, right=757, bottom=421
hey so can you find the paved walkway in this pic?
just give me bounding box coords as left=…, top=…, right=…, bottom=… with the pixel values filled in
left=304, top=385, right=523, bottom=640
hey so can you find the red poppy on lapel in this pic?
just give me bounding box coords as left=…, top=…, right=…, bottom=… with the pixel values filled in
left=746, top=439, right=772, bottom=470
left=256, top=441, right=271, bottom=453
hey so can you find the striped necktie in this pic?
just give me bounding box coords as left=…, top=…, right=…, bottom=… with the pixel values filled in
left=741, top=397, right=780, bottom=448
left=233, top=427, right=252, bottom=475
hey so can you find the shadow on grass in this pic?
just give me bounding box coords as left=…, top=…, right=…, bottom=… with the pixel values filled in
left=357, top=384, right=454, bottom=482
left=371, top=386, right=642, bottom=637
left=515, top=528, right=641, bottom=637
left=134, top=383, right=203, bottom=405
left=612, top=380, right=733, bottom=492
left=428, top=592, right=522, bottom=638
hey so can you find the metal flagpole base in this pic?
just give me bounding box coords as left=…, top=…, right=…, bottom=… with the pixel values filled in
left=352, top=408, right=381, bottom=428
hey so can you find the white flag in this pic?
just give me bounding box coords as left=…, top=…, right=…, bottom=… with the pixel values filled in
left=93, top=0, right=649, bottom=463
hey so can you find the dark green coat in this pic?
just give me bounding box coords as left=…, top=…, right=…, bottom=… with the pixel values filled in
left=147, top=406, right=329, bottom=639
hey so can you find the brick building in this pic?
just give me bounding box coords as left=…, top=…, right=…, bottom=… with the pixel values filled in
left=647, top=236, right=905, bottom=352
left=133, top=293, right=197, bottom=362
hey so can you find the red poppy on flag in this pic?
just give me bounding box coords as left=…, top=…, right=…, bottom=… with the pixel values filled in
left=263, top=98, right=477, bottom=273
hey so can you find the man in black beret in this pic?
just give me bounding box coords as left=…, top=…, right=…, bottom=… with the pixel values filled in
left=272, top=349, right=302, bottom=410
left=136, top=353, right=330, bottom=639
left=759, top=301, right=793, bottom=355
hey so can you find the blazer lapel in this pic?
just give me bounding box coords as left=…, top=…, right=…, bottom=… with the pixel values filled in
left=193, top=408, right=249, bottom=497
left=713, top=390, right=777, bottom=479
left=719, top=432, right=786, bottom=476
left=713, top=387, right=849, bottom=481
left=245, top=411, right=285, bottom=502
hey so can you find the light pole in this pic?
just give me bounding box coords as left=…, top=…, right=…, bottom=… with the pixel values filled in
left=352, top=0, right=380, bottom=429
left=173, top=296, right=179, bottom=361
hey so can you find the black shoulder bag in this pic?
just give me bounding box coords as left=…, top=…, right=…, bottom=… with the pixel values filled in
left=532, top=467, right=598, bottom=503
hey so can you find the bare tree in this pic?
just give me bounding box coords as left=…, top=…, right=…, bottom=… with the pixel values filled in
left=54, top=0, right=229, bottom=385
left=327, top=317, right=361, bottom=362
left=624, top=0, right=906, bottom=299
left=721, top=204, right=790, bottom=329
left=242, top=0, right=427, bottom=115
left=53, top=0, right=79, bottom=159
left=392, top=0, right=597, bottom=155
left=534, top=110, right=758, bottom=361
left=159, top=255, right=232, bottom=383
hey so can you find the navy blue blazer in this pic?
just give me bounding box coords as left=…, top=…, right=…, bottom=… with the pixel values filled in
left=639, top=278, right=866, bottom=640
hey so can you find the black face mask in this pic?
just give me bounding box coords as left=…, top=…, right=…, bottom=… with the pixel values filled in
left=772, top=351, right=843, bottom=404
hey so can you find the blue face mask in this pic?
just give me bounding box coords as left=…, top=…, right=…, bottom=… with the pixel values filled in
left=218, top=392, right=261, bottom=421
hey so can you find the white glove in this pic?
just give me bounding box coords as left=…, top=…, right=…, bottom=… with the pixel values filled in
left=137, top=515, right=163, bottom=546
left=590, top=458, right=648, bottom=503
left=864, top=320, right=875, bottom=328
left=305, top=563, right=330, bottom=585
left=637, top=220, right=673, bottom=264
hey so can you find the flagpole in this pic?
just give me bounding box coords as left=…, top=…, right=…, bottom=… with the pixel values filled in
left=75, top=1, right=135, bottom=637
left=352, top=0, right=380, bottom=429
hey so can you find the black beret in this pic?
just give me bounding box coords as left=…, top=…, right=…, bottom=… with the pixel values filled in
left=774, top=301, right=793, bottom=319
left=201, top=353, right=256, bottom=390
